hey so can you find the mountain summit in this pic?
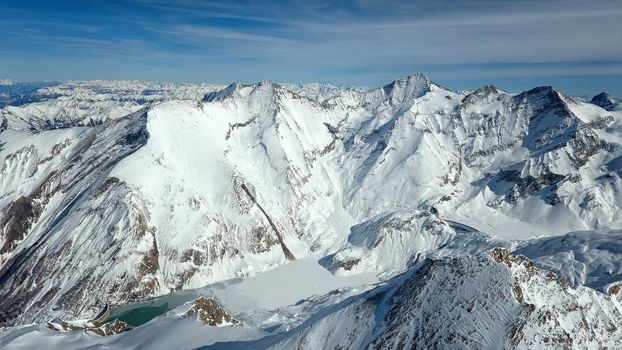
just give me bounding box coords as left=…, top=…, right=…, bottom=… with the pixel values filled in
left=590, top=91, right=619, bottom=109
left=381, top=73, right=434, bottom=103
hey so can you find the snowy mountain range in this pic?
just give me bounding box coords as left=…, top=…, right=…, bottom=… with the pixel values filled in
left=1, top=75, right=622, bottom=349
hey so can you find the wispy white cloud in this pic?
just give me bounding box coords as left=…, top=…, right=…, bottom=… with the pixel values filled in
left=123, top=0, right=622, bottom=68
left=1, top=0, right=621, bottom=95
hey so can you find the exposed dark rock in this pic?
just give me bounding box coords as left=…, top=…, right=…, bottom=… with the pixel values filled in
left=0, top=196, right=42, bottom=254
left=250, top=226, right=278, bottom=254
left=93, top=319, right=133, bottom=336
left=342, top=258, right=361, bottom=271
left=590, top=92, right=618, bottom=109
left=225, top=117, right=257, bottom=140
left=240, top=183, right=296, bottom=260
left=608, top=284, right=621, bottom=296
left=47, top=319, right=132, bottom=336
left=494, top=170, right=566, bottom=204
left=183, top=297, right=239, bottom=326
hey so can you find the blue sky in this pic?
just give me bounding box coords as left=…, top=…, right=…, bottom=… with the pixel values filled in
left=1, top=0, right=621, bottom=96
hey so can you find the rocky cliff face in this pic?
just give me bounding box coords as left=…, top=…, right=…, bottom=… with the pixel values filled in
left=590, top=92, right=620, bottom=110
left=268, top=250, right=622, bottom=350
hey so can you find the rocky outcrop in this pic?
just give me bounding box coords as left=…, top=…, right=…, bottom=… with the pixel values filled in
left=0, top=196, right=42, bottom=254
left=240, top=183, right=295, bottom=261
left=183, top=297, right=239, bottom=326
left=0, top=111, right=151, bottom=327
left=590, top=92, right=619, bottom=110
left=269, top=250, right=622, bottom=349
left=47, top=319, right=132, bottom=336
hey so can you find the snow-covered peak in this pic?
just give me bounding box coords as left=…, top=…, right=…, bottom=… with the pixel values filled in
left=2, top=74, right=622, bottom=348
left=203, top=82, right=244, bottom=102
left=513, top=85, right=569, bottom=117
left=203, top=81, right=285, bottom=103
left=474, top=84, right=502, bottom=95
left=381, top=73, right=436, bottom=104
left=517, top=85, right=558, bottom=99
left=461, top=84, right=508, bottom=105
left=590, top=92, right=619, bottom=109
left=282, top=82, right=349, bottom=102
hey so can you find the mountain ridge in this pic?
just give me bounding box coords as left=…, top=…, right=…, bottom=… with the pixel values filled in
left=1, top=74, right=621, bottom=349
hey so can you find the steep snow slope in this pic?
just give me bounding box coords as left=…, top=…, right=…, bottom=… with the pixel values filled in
left=3, top=249, right=621, bottom=350
left=1, top=75, right=622, bottom=349
left=515, top=230, right=622, bottom=292
left=0, top=110, right=154, bottom=325
left=261, top=249, right=622, bottom=350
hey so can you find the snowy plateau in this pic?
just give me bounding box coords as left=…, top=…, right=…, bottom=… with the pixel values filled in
left=0, top=75, right=622, bottom=349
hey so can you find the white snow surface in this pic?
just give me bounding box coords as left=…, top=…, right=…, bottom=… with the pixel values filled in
left=1, top=75, right=622, bottom=349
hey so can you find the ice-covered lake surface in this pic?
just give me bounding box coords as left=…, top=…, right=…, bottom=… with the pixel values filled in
left=0, top=258, right=379, bottom=349
left=105, top=258, right=378, bottom=326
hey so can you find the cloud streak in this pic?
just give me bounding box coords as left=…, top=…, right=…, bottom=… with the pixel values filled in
left=1, top=0, right=621, bottom=95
